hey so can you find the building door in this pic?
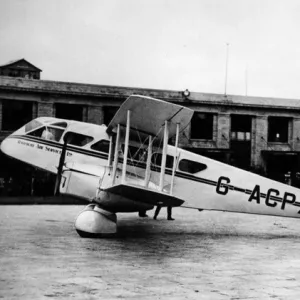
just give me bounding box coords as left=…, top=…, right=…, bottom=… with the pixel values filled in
left=230, top=141, right=252, bottom=170
left=230, top=115, right=252, bottom=170
left=265, top=153, right=299, bottom=185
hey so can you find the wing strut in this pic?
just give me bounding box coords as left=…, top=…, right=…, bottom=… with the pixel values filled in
left=101, top=95, right=194, bottom=208
left=112, top=124, right=120, bottom=185
left=144, top=135, right=153, bottom=187
left=122, top=110, right=131, bottom=183
left=107, top=135, right=113, bottom=167
left=170, top=123, right=180, bottom=195
left=159, top=120, right=169, bottom=191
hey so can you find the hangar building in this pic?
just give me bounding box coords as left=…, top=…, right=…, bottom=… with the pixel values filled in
left=0, top=59, right=300, bottom=196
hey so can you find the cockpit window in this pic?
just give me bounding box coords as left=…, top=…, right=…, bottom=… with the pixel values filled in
left=64, top=132, right=93, bottom=146
left=25, top=120, right=43, bottom=133
left=151, top=153, right=174, bottom=168
left=50, top=122, right=68, bottom=128
left=178, top=159, right=207, bottom=174
left=27, top=126, right=64, bottom=142
left=91, top=140, right=110, bottom=153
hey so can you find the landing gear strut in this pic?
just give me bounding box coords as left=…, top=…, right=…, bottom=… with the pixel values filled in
left=74, top=204, right=117, bottom=238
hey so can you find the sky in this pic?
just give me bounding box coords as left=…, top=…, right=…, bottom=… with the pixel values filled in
left=0, top=0, right=300, bottom=99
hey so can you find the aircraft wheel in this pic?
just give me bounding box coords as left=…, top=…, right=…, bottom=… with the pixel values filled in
left=74, top=204, right=117, bottom=238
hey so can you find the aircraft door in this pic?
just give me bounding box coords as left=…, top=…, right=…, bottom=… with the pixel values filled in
left=60, top=163, right=106, bottom=201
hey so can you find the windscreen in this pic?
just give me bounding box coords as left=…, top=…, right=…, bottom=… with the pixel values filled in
left=25, top=120, right=43, bottom=133
left=27, top=126, right=65, bottom=142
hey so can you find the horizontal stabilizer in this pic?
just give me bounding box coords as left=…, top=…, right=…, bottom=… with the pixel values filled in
left=105, top=184, right=184, bottom=207
left=106, top=95, right=194, bottom=144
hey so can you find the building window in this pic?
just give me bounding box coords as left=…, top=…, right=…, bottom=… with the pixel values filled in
left=231, top=115, right=252, bottom=141
left=55, top=103, right=84, bottom=121
left=190, top=112, right=214, bottom=140
left=2, top=100, right=33, bottom=131
left=268, top=117, right=290, bottom=143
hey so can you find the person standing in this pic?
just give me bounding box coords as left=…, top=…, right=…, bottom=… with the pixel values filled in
left=138, top=210, right=148, bottom=217
left=153, top=205, right=174, bottom=220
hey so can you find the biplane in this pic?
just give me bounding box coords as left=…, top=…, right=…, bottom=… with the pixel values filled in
left=2, top=95, right=300, bottom=237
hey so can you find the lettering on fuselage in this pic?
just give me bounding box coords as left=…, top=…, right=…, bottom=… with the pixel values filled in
left=216, top=176, right=298, bottom=212
left=17, top=139, right=73, bottom=157
left=45, top=146, right=61, bottom=154
left=216, top=176, right=230, bottom=195
left=18, top=140, right=34, bottom=147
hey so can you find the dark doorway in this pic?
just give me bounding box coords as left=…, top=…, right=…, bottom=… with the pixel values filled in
left=2, top=100, right=33, bottom=131
left=103, top=106, right=118, bottom=125
left=230, top=115, right=252, bottom=170
left=231, top=114, right=252, bottom=141
left=55, top=103, right=84, bottom=121
left=229, top=141, right=252, bottom=170
left=265, top=152, right=299, bottom=185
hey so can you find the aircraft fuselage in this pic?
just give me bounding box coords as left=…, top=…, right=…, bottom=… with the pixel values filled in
left=2, top=117, right=300, bottom=218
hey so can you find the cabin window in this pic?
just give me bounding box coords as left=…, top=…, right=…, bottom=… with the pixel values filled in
left=50, top=122, right=68, bottom=128
left=27, top=126, right=64, bottom=142
left=190, top=112, right=214, bottom=140
left=151, top=153, right=174, bottom=168
left=178, top=159, right=207, bottom=174
left=91, top=140, right=110, bottom=153
left=64, top=132, right=93, bottom=146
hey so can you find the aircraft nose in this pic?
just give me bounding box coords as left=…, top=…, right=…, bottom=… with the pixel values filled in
left=1, top=137, right=12, bottom=156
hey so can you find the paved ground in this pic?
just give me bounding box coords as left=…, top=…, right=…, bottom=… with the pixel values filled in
left=1, top=205, right=300, bottom=300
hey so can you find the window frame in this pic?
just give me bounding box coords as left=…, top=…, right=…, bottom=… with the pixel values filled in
left=151, top=152, right=174, bottom=169
left=90, top=139, right=110, bottom=153
left=178, top=159, right=207, bottom=174
left=190, top=112, right=214, bottom=140
left=27, top=125, right=65, bottom=142
left=268, top=116, right=290, bottom=143
left=63, top=131, right=94, bottom=147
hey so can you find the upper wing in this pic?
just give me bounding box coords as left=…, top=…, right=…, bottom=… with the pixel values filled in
left=106, top=95, right=194, bottom=144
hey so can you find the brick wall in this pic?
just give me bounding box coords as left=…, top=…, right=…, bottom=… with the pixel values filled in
left=292, top=118, right=300, bottom=151
left=252, top=116, right=268, bottom=169
left=37, top=103, right=53, bottom=117
left=87, top=106, right=104, bottom=125
left=216, top=113, right=230, bottom=149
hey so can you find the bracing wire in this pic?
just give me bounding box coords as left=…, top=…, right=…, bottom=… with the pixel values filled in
left=120, top=123, right=172, bottom=193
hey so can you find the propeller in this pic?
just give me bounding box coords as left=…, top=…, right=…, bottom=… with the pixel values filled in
left=54, top=133, right=71, bottom=196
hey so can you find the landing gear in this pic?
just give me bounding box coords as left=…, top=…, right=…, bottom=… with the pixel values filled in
left=74, top=204, right=117, bottom=238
